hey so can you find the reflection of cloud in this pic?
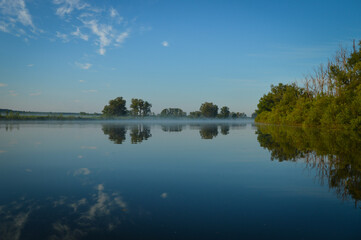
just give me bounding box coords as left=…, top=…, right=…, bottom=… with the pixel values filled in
left=86, top=184, right=127, bottom=219
left=69, top=198, right=87, bottom=212
left=53, top=197, right=67, bottom=207
left=160, top=193, right=168, bottom=199
left=50, top=222, right=84, bottom=240
left=0, top=150, right=6, bottom=153
left=0, top=201, right=32, bottom=240
left=77, top=155, right=83, bottom=159
left=25, top=169, right=32, bottom=172
left=73, top=168, right=91, bottom=176
left=81, top=146, right=97, bottom=150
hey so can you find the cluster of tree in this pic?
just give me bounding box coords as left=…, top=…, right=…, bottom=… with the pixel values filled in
left=189, top=102, right=247, bottom=119
left=102, top=98, right=248, bottom=119
left=255, top=40, right=361, bottom=131
left=256, top=124, right=361, bottom=206
left=102, top=97, right=152, bottom=117
left=159, top=108, right=186, bottom=118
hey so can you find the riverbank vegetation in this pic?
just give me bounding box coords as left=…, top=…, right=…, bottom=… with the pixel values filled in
left=255, top=40, right=361, bottom=131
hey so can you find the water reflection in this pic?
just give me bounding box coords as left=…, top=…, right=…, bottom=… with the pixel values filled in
left=256, top=124, right=361, bottom=207
left=130, top=125, right=151, bottom=144
left=102, top=125, right=127, bottom=144
left=161, top=124, right=183, bottom=132
left=199, top=125, right=218, bottom=139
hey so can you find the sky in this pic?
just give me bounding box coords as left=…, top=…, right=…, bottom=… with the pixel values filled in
left=0, top=0, right=361, bottom=115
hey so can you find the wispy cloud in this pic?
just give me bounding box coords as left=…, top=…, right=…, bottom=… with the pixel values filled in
left=0, top=83, right=8, bottom=87
left=83, top=20, right=112, bottom=55
left=110, top=8, right=118, bottom=18
left=75, top=62, right=92, bottom=69
left=27, top=64, right=34, bottom=67
left=52, top=1, right=132, bottom=55
left=0, top=0, right=36, bottom=36
left=53, top=0, right=89, bottom=17
left=115, top=31, right=129, bottom=45
left=79, top=79, right=85, bottom=83
left=162, top=41, right=169, bottom=47
left=71, top=27, right=88, bottom=41
left=0, top=150, right=6, bottom=153
left=56, top=31, right=69, bottom=42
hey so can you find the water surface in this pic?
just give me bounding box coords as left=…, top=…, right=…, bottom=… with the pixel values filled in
left=0, top=121, right=360, bottom=239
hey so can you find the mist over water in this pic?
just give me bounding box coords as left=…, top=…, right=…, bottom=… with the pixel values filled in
left=0, top=121, right=360, bottom=240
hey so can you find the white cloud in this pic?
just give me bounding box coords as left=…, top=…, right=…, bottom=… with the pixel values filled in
left=83, top=20, right=112, bottom=55
left=110, top=8, right=118, bottom=18
left=162, top=41, right=169, bottom=47
left=27, top=64, right=34, bottom=67
left=79, top=79, right=85, bottom=83
left=75, top=62, right=92, bottom=70
left=0, top=83, right=8, bottom=87
left=71, top=27, right=88, bottom=41
left=53, top=0, right=89, bottom=17
left=56, top=31, right=69, bottom=42
left=115, top=31, right=129, bottom=44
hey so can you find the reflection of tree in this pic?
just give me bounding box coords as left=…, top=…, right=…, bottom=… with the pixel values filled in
left=130, top=125, right=152, bottom=144
left=102, top=125, right=127, bottom=144
left=220, top=125, right=229, bottom=135
left=256, top=124, right=361, bottom=206
left=199, top=125, right=218, bottom=139
left=161, top=125, right=183, bottom=132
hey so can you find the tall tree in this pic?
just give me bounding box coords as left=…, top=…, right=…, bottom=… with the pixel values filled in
left=102, top=97, right=127, bottom=116
left=200, top=102, right=218, bottom=118
left=219, top=106, right=230, bottom=118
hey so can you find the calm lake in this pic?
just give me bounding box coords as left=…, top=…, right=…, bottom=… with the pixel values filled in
left=0, top=121, right=360, bottom=239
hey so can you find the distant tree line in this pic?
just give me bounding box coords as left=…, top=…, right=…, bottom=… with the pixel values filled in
left=102, top=97, right=248, bottom=119
left=255, top=40, right=361, bottom=131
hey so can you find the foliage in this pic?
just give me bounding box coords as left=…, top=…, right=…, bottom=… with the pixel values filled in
left=218, top=106, right=230, bottom=118
left=130, top=98, right=152, bottom=117
left=255, top=41, right=361, bottom=130
left=200, top=102, right=218, bottom=118
left=160, top=108, right=186, bottom=118
left=102, top=97, right=127, bottom=116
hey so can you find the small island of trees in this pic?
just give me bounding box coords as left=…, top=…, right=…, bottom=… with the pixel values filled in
left=101, top=98, right=248, bottom=119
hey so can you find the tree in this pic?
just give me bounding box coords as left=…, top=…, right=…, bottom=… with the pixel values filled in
left=160, top=108, right=186, bottom=117
left=219, top=106, right=230, bottom=118
left=130, top=98, right=152, bottom=117
left=102, top=97, right=127, bottom=116
left=200, top=102, right=218, bottom=118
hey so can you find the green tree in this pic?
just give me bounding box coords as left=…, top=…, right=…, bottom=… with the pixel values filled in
left=200, top=102, right=218, bottom=118
left=102, top=97, right=127, bottom=116
left=219, top=106, right=230, bottom=118
left=130, top=98, right=152, bottom=117
left=160, top=108, right=186, bottom=117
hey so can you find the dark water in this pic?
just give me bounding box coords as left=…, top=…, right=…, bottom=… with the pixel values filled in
left=0, top=121, right=360, bottom=240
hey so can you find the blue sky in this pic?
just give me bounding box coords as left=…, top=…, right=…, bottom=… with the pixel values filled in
left=0, top=0, right=361, bottom=115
